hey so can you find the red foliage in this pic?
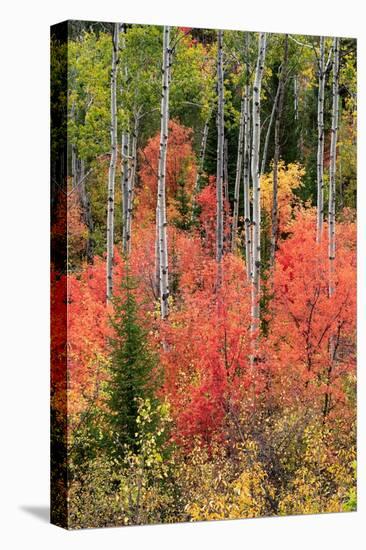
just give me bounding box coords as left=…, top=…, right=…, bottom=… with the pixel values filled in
left=137, top=120, right=197, bottom=222
left=265, top=208, right=356, bottom=416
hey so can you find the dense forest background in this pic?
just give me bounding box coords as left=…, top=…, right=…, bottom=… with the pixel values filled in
left=51, top=22, right=356, bottom=529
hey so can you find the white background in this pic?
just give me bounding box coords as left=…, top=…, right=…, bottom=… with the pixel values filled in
left=0, top=0, right=364, bottom=548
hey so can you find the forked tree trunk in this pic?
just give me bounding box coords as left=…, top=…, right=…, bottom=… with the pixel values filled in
left=270, top=35, right=289, bottom=266
left=156, top=26, right=171, bottom=319
left=106, top=23, right=119, bottom=301
left=216, top=29, right=225, bottom=287
left=232, top=88, right=246, bottom=251
left=250, top=32, right=267, bottom=350
left=328, top=37, right=340, bottom=299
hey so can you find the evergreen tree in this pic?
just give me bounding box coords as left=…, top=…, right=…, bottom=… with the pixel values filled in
left=106, top=270, right=161, bottom=458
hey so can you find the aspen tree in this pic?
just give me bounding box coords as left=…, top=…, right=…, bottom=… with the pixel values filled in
left=121, top=131, right=130, bottom=255
left=125, top=113, right=139, bottom=255
left=121, top=24, right=131, bottom=256
left=156, top=26, right=171, bottom=319
left=323, top=37, right=341, bottom=418
left=270, top=35, right=289, bottom=266
left=106, top=23, right=119, bottom=301
left=316, top=37, right=332, bottom=243
left=231, top=88, right=245, bottom=251
left=243, top=33, right=252, bottom=280
left=328, top=37, right=340, bottom=299
left=250, top=32, right=267, bottom=345
left=216, top=29, right=225, bottom=287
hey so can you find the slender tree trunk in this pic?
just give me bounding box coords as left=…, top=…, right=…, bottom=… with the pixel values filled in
left=232, top=88, right=246, bottom=251
left=216, top=30, right=225, bottom=288
left=71, top=145, right=77, bottom=189
left=191, top=115, right=210, bottom=221
left=270, top=35, right=289, bottom=266
left=155, top=206, right=160, bottom=299
left=156, top=26, right=171, bottom=319
left=224, top=138, right=229, bottom=201
left=328, top=38, right=340, bottom=299
left=77, top=159, right=95, bottom=263
left=243, top=33, right=252, bottom=280
left=316, top=37, right=332, bottom=243
left=243, top=83, right=252, bottom=279
left=122, top=131, right=130, bottom=255
left=324, top=38, right=340, bottom=420
left=121, top=24, right=129, bottom=256
left=106, top=23, right=119, bottom=301
left=260, top=83, right=281, bottom=176
left=294, top=75, right=298, bottom=121
left=250, top=32, right=267, bottom=352
left=194, top=117, right=209, bottom=194
left=126, top=114, right=139, bottom=255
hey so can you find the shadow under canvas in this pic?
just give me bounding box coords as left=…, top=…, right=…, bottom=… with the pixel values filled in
left=20, top=506, right=50, bottom=523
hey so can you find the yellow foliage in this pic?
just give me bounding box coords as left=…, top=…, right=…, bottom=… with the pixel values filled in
left=261, top=162, right=305, bottom=232
left=278, top=424, right=356, bottom=516
left=182, top=439, right=274, bottom=522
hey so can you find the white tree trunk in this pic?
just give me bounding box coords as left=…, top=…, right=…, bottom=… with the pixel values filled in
left=328, top=37, right=340, bottom=298
left=155, top=205, right=160, bottom=299
left=216, top=29, right=225, bottom=286
left=243, top=32, right=252, bottom=280
left=106, top=23, right=119, bottom=301
left=232, top=88, right=246, bottom=251
left=250, top=32, right=267, bottom=348
left=156, top=26, right=171, bottom=319
left=243, top=83, right=252, bottom=280
left=125, top=115, right=139, bottom=255
left=316, top=37, right=332, bottom=243
left=121, top=131, right=130, bottom=255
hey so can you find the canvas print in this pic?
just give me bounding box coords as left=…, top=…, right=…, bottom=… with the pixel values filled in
left=50, top=21, right=357, bottom=529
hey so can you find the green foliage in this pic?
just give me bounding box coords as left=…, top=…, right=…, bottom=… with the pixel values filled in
left=68, top=31, right=115, bottom=161
left=105, top=271, right=162, bottom=458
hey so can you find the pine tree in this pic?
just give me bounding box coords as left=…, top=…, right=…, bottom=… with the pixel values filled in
left=106, top=271, right=161, bottom=458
